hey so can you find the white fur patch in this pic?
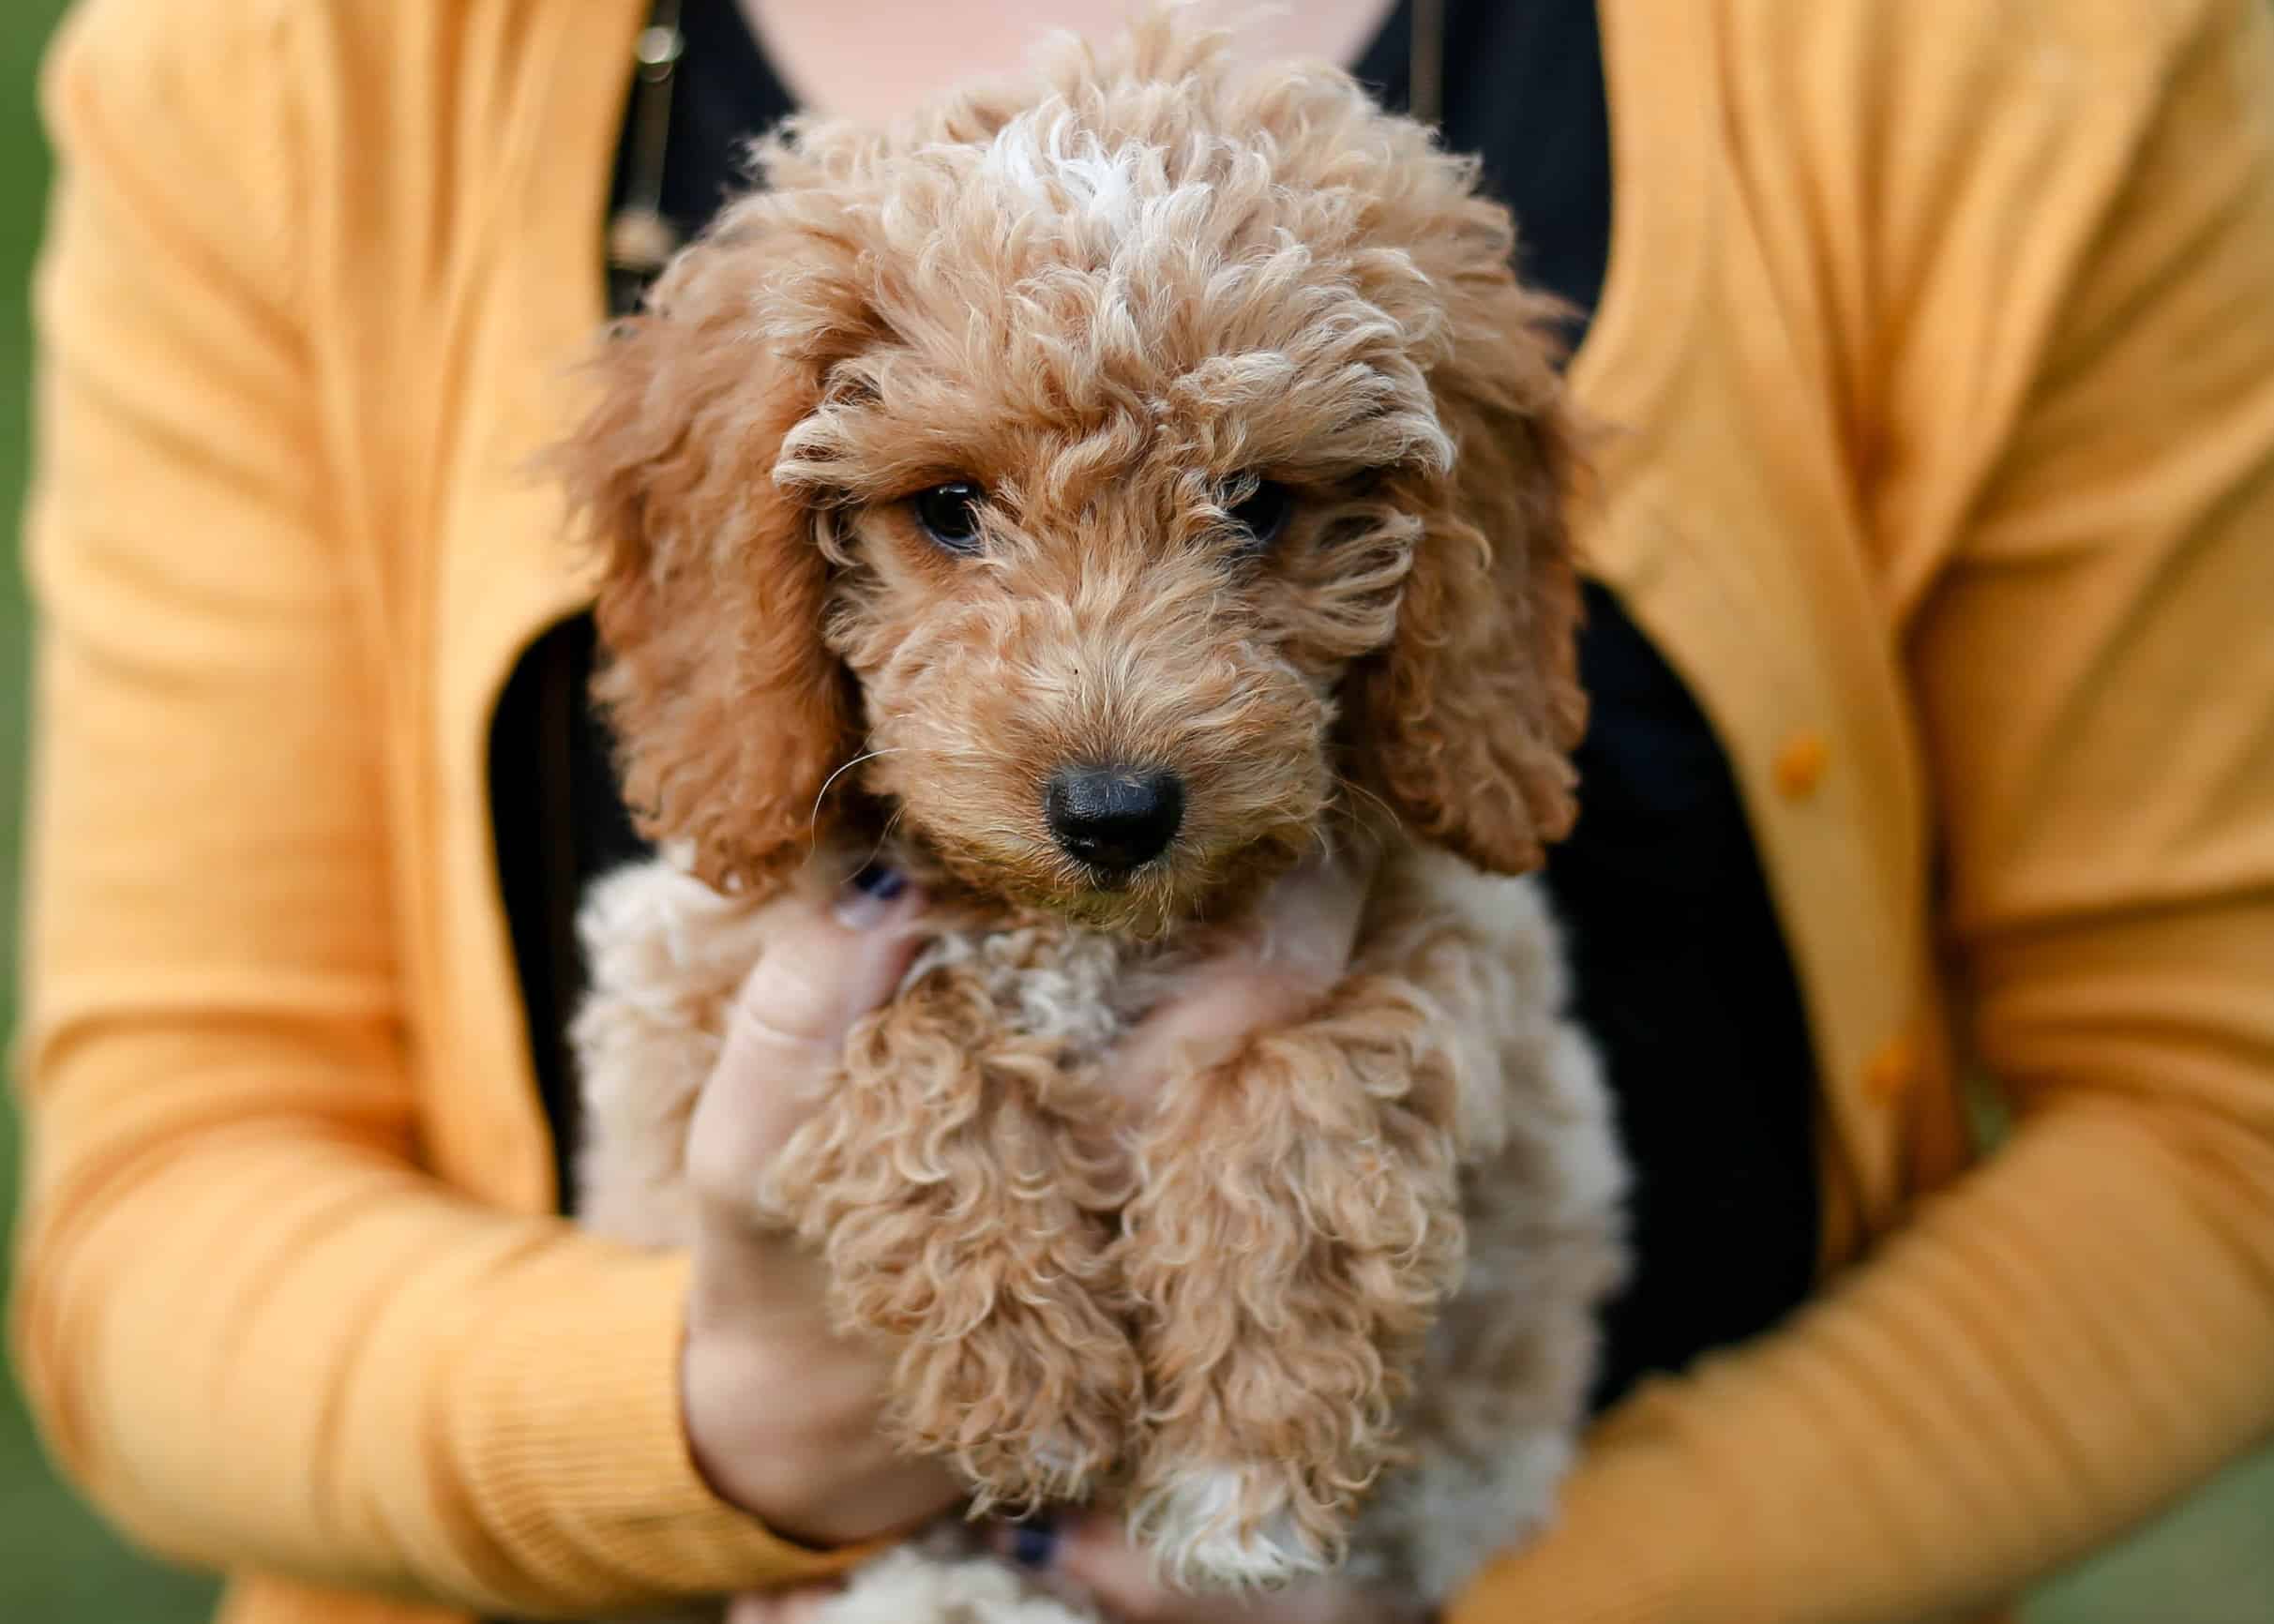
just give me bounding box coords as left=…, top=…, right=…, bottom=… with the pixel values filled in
left=973, top=106, right=1166, bottom=230
left=1132, top=1466, right=1331, bottom=1591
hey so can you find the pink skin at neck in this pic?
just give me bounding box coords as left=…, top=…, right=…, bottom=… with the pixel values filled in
left=734, top=0, right=1400, bottom=123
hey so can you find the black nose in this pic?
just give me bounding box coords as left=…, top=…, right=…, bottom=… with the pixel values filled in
left=1045, top=764, right=1185, bottom=873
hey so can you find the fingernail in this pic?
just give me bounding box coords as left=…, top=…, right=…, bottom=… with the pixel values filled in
left=834, top=864, right=912, bottom=928
left=1008, top=1515, right=1059, bottom=1571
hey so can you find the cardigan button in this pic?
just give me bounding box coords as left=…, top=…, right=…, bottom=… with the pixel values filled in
left=1865, top=1034, right=1922, bottom=1106
left=634, top=23, right=684, bottom=69
left=1774, top=730, right=1829, bottom=799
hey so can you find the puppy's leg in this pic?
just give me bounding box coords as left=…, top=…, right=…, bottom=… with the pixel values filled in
left=762, top=959, right=1142, bottom=1512
left=1121, top=862, right=1624, bottom=1594
left=1119, top=968, right=1467, bottom=1590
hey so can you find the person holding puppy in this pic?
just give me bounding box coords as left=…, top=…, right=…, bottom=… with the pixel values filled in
left=14, top=3, right=2274, bottom=1623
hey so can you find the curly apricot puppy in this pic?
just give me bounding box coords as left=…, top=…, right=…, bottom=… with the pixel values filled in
left=564, top=13, right=1627, bottom=1616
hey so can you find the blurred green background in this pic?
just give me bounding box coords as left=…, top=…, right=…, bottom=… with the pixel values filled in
left=0, top=1, right=2268, bottom=1619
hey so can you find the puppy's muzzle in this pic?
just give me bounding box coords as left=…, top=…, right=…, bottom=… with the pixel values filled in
left=1045, top=763, right=1184, bottom=877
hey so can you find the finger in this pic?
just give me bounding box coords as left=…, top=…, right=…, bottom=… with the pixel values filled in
left=687, top=864, right=928, bottom=1196
left=1042, top=1514, right=1179, bottom=1618
left=734, top=863, right=929, bottom=1049
left=1245, top=848, right=1375, bottom=987
left=1030, top=1512, right=1268, bottom=1622
left=1101, top=853, right=1376, bottom=1104
left=989, top=1515, right=1154, bottom=1618
left=1100, top=964, right=1317, bottom=1104
left=998, top=1513, right=1211, bottom=1621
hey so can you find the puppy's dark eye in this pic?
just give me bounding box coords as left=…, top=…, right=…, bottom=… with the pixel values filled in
left=1224, top=478, right=1293, bottom=550
left=911, top=481, right=986, bottom=553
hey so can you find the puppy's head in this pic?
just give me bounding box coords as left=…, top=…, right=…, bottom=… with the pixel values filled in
left=562, top=19, right=1585, bottom=935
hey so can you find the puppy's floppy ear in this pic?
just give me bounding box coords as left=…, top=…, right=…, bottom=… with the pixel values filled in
left=1348, top=203, right=1589, bottom=876
left=556, top=197, right=870, bottom=895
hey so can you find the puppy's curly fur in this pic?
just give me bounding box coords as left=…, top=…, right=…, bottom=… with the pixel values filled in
left=563, top=12, right=1627, bottom=1616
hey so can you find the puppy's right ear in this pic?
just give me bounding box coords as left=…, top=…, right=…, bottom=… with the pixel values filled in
left=557, top=205, right=868, bottom=896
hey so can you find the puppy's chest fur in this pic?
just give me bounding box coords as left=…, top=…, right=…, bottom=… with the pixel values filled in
left=573, top=850, right=1628, bottom=1611
left=567, top=862, right=1207, bottom=1252
left=902, top=910, right=1207, bottom=1066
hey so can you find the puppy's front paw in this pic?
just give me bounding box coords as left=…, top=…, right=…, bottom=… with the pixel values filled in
left=1120, top=978, right=1469, bottom=1588
left=883, top=1254, right=1140, bottom=1511
left=765, top=979, right=1143, bottom=1511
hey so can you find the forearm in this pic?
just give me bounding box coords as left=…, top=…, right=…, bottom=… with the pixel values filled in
left=1454, top=1, right=2271, bottom=1613
left=16, top=2, right=884, bottom=1607
left=9, top=1017, right=862, bottom=1613
left=1447, top=1075, right=2274, bottom=1623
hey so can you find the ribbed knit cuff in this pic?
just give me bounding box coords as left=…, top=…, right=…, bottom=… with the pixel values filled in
left=1442, top=1515, right=1693, bottom=1624
left=446, top=1243, right=871, bottom=1613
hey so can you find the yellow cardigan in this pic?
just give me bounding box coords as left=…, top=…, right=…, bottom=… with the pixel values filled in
left=14, top=0, right=2274, bottom=1620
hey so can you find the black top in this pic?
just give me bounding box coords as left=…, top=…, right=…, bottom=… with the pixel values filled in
left=489, top=0, right=1822, bottom=1413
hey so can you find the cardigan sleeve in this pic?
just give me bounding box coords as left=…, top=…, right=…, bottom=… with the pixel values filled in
left=9, top=2, right=855, bottom=1611
left=1449, top=3, right=2274, bottom=1621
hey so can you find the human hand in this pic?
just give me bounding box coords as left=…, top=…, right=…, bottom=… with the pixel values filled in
left=1098, top=848, right=1378, bottom=1105
left=679, top=864, right=966, bottom=1547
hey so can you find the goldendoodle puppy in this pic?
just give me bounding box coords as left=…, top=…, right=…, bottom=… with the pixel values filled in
left=561, top=12, right=1627, bottom=1618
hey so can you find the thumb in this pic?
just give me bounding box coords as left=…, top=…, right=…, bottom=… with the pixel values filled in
left=731, top=864, right=929, bottom=1050
left=1101, top=851, right=1373, bottom=1105
left=685, top=864, right=927, bottom=1210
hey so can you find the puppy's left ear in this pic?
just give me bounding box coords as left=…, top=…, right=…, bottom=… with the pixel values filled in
left=555, top=196, right=871, bottom=896
left=1348, top=203, right=1589, bottom=875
